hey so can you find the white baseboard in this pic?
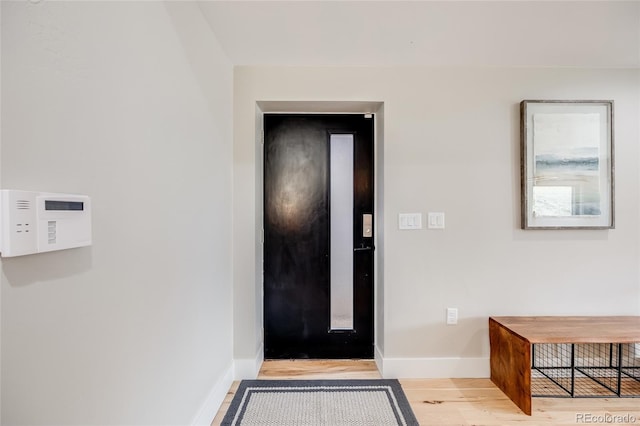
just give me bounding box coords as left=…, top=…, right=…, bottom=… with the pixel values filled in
left=379, top=356, right=490, bottom=379
left=374, top=345, right=384, bottom=376
left=234, top=344, right=264, bottom=380
left=191, top=363, right=234, bottom=426
left=190, top=345, right=265, bottom=426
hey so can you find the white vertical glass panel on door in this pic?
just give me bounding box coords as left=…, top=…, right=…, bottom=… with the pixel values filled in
left=330, top=134, right=354, bottom=330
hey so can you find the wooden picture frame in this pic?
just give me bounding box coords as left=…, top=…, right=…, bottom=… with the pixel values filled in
left=521, top=100, right=614, bottom=229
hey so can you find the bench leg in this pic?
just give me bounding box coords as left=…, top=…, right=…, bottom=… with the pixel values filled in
left=489, top=318, right=532, bottom=415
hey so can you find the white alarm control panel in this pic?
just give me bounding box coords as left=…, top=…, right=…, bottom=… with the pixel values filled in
left=0, top=190, right=92, bottom=257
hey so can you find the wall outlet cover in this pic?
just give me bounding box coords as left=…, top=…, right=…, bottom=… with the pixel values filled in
left=446, top=307, right=458, bottom=325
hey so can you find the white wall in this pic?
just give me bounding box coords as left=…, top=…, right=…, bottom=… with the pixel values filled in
left=1, top=2, right=233, bottom=424
left=233, top=66, right=640, bottom=377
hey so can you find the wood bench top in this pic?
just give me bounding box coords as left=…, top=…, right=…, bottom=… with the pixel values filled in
left=489, top=316, right=640, bottom=343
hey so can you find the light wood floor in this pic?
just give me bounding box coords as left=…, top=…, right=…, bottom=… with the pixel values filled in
left=211, top=360, right=640, bottom=425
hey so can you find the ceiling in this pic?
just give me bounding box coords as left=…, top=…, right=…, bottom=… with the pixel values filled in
left=198, top=1, right=640, bottom=67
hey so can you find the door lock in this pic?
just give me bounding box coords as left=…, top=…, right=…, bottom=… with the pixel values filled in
left=363, top=214, right=373, bottom=238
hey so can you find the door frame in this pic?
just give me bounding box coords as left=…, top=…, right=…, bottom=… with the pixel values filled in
left=255, top=101, right=385, bottom=364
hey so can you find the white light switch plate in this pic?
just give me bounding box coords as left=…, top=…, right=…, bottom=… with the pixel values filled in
left=428, top=212, right=445, bottom=229
left=398, top=213, right=422, bottom=230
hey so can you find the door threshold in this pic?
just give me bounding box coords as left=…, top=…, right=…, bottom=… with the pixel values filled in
left=258, top=359, right=381, bottom=380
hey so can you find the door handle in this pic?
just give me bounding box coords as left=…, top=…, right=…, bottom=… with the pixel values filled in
left=353, top=246, right=373, bottom=252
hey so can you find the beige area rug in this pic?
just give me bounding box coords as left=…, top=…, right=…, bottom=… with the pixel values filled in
left=221, top=379, right=419, bottom=426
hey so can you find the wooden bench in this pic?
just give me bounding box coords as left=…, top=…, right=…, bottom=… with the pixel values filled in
left=489, top=316, right=640, bottom=415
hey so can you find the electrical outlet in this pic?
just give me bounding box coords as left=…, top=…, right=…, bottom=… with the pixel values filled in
left=446, top=308, right=458, bottom=325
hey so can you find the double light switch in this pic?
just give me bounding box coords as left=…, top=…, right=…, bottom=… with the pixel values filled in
left=428, top=212, right=445, bottom=229
left=398, top=212, right=445, bottom=230
left=398, top=213, right=422, bottom=230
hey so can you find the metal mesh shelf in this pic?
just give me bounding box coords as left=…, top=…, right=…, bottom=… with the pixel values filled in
left=531, top=343, right=640, bottom=398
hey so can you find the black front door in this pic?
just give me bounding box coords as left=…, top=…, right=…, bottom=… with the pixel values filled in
left=264, top=114, right=374, bottom=359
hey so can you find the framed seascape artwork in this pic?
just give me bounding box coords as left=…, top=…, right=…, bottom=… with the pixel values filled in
left=521, top=100, right=614, bottom=229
